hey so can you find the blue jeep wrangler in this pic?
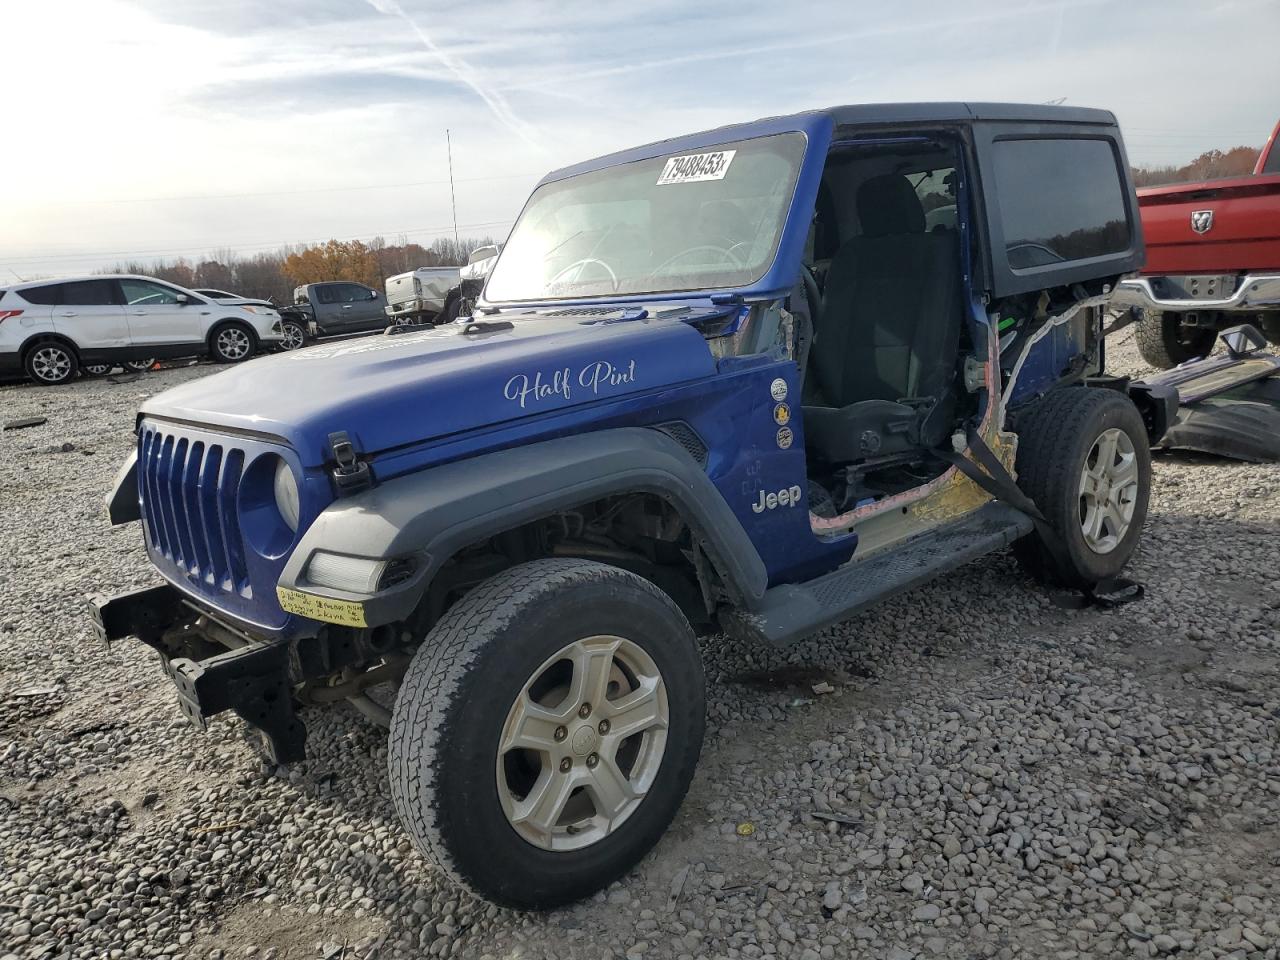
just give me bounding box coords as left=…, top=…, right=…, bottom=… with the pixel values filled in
left=92, top=103, right=1173, bottom=908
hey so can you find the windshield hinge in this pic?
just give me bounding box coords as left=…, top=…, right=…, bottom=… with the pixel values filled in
left=327, top=431, right=373, bottom=495
left=461, top=318, right=515, bottom=335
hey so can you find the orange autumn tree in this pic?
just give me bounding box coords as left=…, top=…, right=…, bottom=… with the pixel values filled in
left=282, top=239, right=382, bottom=288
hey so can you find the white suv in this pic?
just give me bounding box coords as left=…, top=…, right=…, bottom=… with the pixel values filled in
left=0, top=275, right=285, bottom=385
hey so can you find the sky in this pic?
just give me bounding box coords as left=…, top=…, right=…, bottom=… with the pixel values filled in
left=4, top=0, right=1278, bottom=280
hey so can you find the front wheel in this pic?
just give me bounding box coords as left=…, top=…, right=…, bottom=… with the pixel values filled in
left=439, top=291, right=463, bottom=324
left=209, top=322, right=256, bottom=362
left=1133, top=310, right=1215, bottom=369
left=279, top=320, right=307, bottom=351
left=124, top=359, right=154, bottom=373
left=1012, top=387, right=1152, bottom=587
left=388, top=558, right=704, bottom=909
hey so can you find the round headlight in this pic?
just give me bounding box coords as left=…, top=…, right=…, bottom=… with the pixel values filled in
left=273, top=458, right=300, bottom=531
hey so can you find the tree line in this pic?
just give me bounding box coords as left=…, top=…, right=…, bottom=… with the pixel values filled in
left=105, top=234, right=500, bottom=304
left=1131, top=145, right=1261, bottom=188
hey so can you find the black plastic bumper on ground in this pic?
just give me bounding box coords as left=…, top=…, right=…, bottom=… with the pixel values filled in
left=89, top=585, right=306, bottom=764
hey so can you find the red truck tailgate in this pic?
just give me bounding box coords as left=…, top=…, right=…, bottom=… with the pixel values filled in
left=1138, top=174, right=1280, bottom=275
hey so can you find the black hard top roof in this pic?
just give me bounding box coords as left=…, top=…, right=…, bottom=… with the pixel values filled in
left=824, top=101, right=1116, bottom=126
left=543, top=102, right=1118, bottom=184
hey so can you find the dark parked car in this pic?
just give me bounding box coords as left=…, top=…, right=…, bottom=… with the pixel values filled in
left=280, top=282, right=388, bottom=338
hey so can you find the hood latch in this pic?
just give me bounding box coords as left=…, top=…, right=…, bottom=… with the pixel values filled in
left=327, top=431, right=373, bottom=495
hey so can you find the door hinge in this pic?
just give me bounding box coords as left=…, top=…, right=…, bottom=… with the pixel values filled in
left=327, top=431, right=373, bottom=495
left=963, top=356, right=988, bottom=393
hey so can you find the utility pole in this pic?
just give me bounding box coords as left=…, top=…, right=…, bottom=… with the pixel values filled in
left=446, top=129, right=460, bottom=253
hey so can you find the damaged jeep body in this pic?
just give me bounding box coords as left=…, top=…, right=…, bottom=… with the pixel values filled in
left=95, top=103, right=1178, bottom=907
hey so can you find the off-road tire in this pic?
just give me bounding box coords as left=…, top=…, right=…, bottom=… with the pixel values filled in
left=209, top=322, right=256, bottom=363
left=1133, top=310, right=1215, bottom=369
left=1011, top=387, right=1151, bottom=587
left=388, top=558, right=705, bottom=910
left=23, top=340, right=78, bottom=385
left=1259, top=313, right=1280, bottom=346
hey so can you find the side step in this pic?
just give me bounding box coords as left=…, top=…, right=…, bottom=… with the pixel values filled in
left=722, top=502, right=1033, bottom=647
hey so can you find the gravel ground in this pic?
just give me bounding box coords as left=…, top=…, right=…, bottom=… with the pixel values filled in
left=2, top=330, right=1279, bottom=960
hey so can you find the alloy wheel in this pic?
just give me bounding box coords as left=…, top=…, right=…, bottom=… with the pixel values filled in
left=496, top=634, right=669, bottom=851
left=280, top=322, right=306, bottom=350
left=216, top=327, right=251, bottom=360
left=1078, top=426, right=1140, bottom=554
left=31, top=346, right=73, bottom=383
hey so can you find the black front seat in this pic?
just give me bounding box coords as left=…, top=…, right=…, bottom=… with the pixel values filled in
left=803, top=173, right=964, bottom=463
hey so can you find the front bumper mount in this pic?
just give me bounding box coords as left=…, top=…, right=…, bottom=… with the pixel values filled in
left=88, top=585, right=306, bottom=764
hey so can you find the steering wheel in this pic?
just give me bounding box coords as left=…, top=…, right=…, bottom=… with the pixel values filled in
left=650, top=244, right=745, bottom=277
left=549, top=257, right=619, bottom=291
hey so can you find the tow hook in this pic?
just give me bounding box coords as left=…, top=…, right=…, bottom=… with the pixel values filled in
left=328, top=431, right=373, bottom=495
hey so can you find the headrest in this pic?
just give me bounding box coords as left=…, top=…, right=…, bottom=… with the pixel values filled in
left=856, top=174, right=926, bottom=237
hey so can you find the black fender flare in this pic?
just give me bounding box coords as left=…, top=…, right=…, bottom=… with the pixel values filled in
left=278, top=428, right=768, bottom=627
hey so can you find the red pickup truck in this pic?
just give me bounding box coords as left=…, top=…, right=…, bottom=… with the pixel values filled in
left=1117, top=120, right=1280, bottom=368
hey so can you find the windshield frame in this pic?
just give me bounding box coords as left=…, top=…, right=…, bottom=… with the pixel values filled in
left=481, top=125, right=820, bottom=309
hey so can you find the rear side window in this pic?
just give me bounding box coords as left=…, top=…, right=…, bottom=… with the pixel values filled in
left=316, top=285, right=339, bottom=304
left=19, top=284, right=61, bottom=305
left=992, top=138, right=1129, bottom=269
left=63, top=280, right=121, bottom=305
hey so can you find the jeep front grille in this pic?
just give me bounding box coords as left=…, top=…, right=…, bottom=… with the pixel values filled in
left=139, top=425, right=249, bottom=594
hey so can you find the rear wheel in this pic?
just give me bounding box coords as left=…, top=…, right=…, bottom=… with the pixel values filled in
left=210, top=322, right=255, bottom=363
left=124, top=359, right=154, bottom=372
left=24, top=341, right=78, bottom=385
left=83, top=364, right=112, bottom=377
left=1012, top=387, right=1151, bottom=587
left=1133, top=310, right=1215, bottom=369
left=388, top=558, right=704, bottom=909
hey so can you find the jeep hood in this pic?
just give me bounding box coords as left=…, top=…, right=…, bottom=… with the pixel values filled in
left=140, top=312, right=719, bottom=465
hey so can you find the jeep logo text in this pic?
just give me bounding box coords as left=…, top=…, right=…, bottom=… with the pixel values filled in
left=751, top=485, right=803, bottom=513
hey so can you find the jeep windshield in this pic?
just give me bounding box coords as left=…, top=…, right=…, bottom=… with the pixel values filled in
left=484, top=132, right=806, bottom=303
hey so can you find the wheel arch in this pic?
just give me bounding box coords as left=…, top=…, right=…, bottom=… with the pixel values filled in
left=278, top=428, right=769, bottom=630
left=20, top=331, right=81, bottom=363
left=206, top=317, right=258, bottom=347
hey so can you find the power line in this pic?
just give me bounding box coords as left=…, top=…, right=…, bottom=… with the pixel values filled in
left=37, top=172, right=542, bottom=207
left=1, top=219, right=515, bottom=265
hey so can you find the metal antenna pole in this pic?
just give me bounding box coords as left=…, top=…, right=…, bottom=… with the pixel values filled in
left=446, top=129, right=459, bottom=250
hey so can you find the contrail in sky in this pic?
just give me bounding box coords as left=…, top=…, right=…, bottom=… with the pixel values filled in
left=363, top=0, right=541, bottom=149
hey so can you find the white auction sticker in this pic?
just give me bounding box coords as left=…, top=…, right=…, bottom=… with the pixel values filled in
left=656, top=150, right=736, bottom=185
